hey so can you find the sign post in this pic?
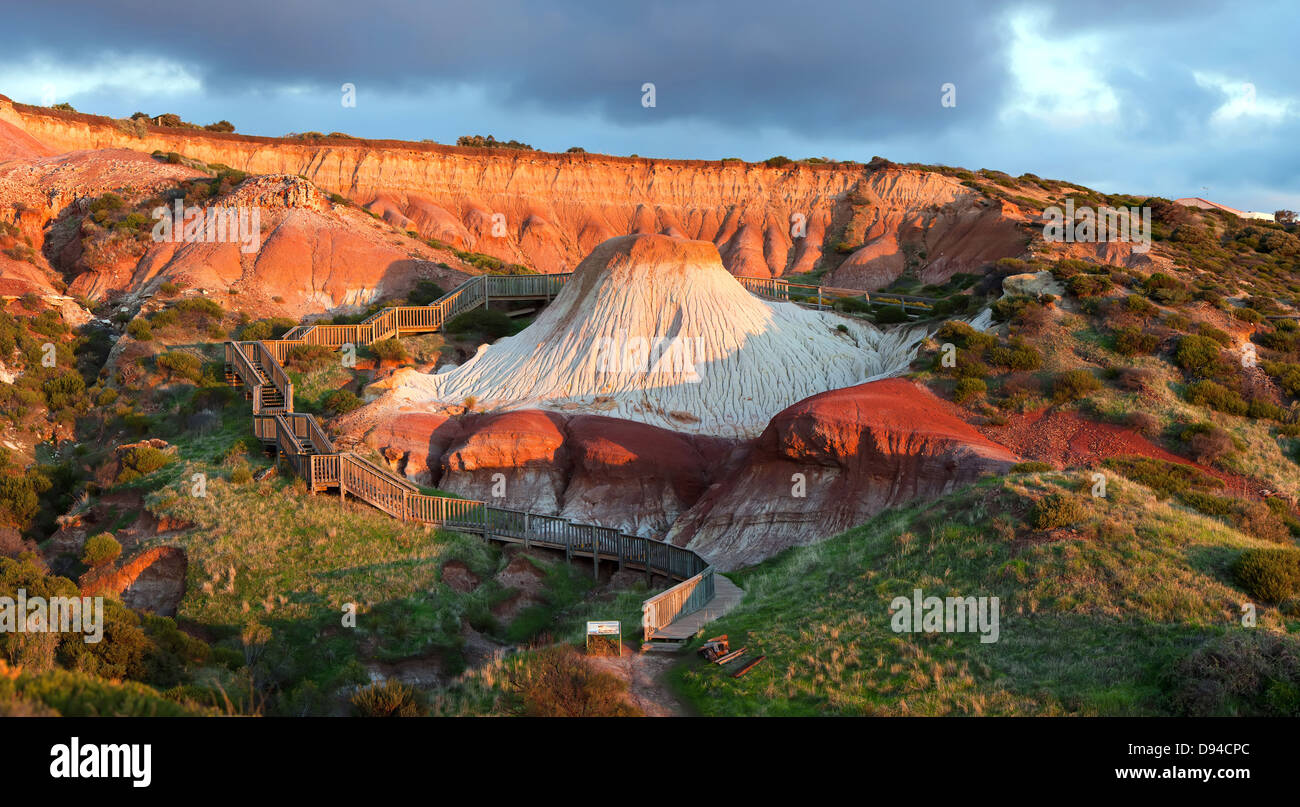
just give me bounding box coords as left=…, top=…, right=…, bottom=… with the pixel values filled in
left=585, top=620, right=621, bottom=656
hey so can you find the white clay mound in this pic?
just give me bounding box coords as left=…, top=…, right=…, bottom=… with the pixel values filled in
left=375, top=234, right=929, bottom=437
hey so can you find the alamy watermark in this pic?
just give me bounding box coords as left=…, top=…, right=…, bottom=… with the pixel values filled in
left=151, top=200, right=262, bottom=254
left=0, top=589, right=104, bottom=644
left=1043, top=198, right=1151, bottom=254
left=594, top=331, right=705, bottom=381
left=889, top=588, right=1000, bottom=643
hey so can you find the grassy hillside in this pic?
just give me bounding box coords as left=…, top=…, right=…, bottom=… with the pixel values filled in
left=675, top=471, right=1300, bottom=716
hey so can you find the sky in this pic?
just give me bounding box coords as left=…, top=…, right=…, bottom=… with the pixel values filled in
left=1, top=0, right=1296, bottom=213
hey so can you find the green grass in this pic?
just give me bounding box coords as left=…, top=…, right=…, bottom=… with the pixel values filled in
left=672, top=472, right=1298, bottom=716
left=140, top=471, right=503, bottom=712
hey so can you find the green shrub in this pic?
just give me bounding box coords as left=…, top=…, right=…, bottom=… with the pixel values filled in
left=1102, top=456, right=1223, bottom=498
left=1143, top=272, right=1190, bottom=305
left=239, top=317, right=297, bottom=342
left=82, top=533, right=121, bottom=568
left=158, top=281, right=179, bottom=296
left=41, top=371, right=86, bottom=412
left=406, top=280, right=447, bottom=307
left=351, top=680, right=424, bottom=717
left=1124, top=294, right=1158, bottom=317
left=321, top=389, right=362, bottom=415
left=1114, top=325, right=1160, bottom=356
left=1051, top=369, right=1102, bottom=402
left=284, top=343, right=335, bottom=371
left=1167, top=632, right=1300, bottom=717
left=444, top=309, right=520, bottom=341
left=952, top=377, right=986, bottom=404
left=369, top=338, right=410, bottom=363
left=988, top=339, right=1042, bottom=370
left=126, top=319, right=153, bottom=341
left=1197, top=323, right=1233, bottom=346
left=1031, top=493, right=1087, bottom=530
left=155, top=351, right=202, bottom=382
left=173, top=297, right=223, bottom=318
left=1067, top=273, right=1113, bottom=298
left=1185, top=379, right=1248, bottom=415
left=872, top=306, right=909, bottom=324
left=229, top=463, right=253, bottom=485
left=935, top=321, right=997, bottom=351
left=1010, top=461, right=1053, bottom=473
left=1174, top=334, right=1224, bottom=376
left=115, top=445, right=173, bottom=485
left=1233, top=549, right=1300, bottom=604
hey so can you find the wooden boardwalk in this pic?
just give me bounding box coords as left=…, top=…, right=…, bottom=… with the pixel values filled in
left=644, top=575, right=745, bottom=642
left=220, top=271, right=931, bottom=639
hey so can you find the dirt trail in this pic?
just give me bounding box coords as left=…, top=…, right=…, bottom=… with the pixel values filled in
left=587, top=651, right=690, bottom=717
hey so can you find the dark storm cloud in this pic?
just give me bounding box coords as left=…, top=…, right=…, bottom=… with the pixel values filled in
left=2, top=0, right=1026, bottom=137
left=1, top=1, right=1296, bottom=208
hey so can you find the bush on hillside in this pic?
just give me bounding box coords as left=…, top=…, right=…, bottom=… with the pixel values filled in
left=505, top=645, right=642, bottom=717
left=406, top=280, right=446, bottom=307
left=1233, top=549, right=1300, bottom=604
left=1103, top=455, right=1222, bottom=497
left=1031, top=492, right=1087, bottom=530
left=369, top=338, right=410, bottom=363
left=1052, top=369, right=1102, bottom=402
left=284, top=344, right=335, bottom=372
left=988, top=339, right=1042, bottom=371
left=239, top=318, right=298, bottom=342
left=321, top=389, right=362, bottom=415
left=115, top=445, right=173, bottom=485
left=1181, top=424, right=1235, bottom=464
left=126, top=320, right=153, bottom=341
left=81, top=533, right=121, bottom=568
left=351, top=680, right=424, bottom=717
left=1174, top=334, right=1225, bottom=376
left=444, top=309, right=520, bottom=341
left=1166, top=632, right=1300, bottom=717
left=1114, top=325, right=1160, bottom=356
left=952, top=377, right=986, bottom=404
left=1185, top=379, right=1248, bottom=416
left=155, top=351, right=202, bottom=383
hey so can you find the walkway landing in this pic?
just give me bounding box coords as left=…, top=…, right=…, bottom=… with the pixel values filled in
left=652, top=576, right=745, bottom=642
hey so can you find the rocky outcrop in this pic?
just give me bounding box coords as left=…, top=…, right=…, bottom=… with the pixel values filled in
left=0, top=96, right=1027, bottom=286
left=81, top=546, right=187, bottom=617
left=441, top=410, right=570, bottom=514
left=358, top=408, right=743, bottom=537
left=372, top=234, right=929, bottom=437
left=666, top=378, right=1018, bottom=570
left=63, top=173, right=470, bottom=312
left=828, top=177, right=1028, bottom=291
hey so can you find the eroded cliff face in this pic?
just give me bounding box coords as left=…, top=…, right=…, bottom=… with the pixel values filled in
left=666, top=378, right=1019, bottom=569
left=0, top=97, right=1028, bottom=285
left=349, top=378, right=1016, bottom=565
left=358, top=409, right=744, bottom=538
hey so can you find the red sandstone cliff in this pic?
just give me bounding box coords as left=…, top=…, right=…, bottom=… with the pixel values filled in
left=0, top=95, right=1029, bottom=289
left=666, top=378, right=1019, bottom=569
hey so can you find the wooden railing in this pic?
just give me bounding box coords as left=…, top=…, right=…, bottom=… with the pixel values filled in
left=220, top=266, right=752, bottom=641
left=225, top=340, right=264, bottom=389
left=642, top=566, right=716, bottom=640
left=734, top=275, right=935, bottom=312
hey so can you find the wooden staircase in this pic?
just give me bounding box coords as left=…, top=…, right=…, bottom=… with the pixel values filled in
left=217, top=270, right=941, bottom=641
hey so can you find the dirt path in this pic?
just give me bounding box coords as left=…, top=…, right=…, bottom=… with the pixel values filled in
left=587, top=651, right=691, bottom=717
